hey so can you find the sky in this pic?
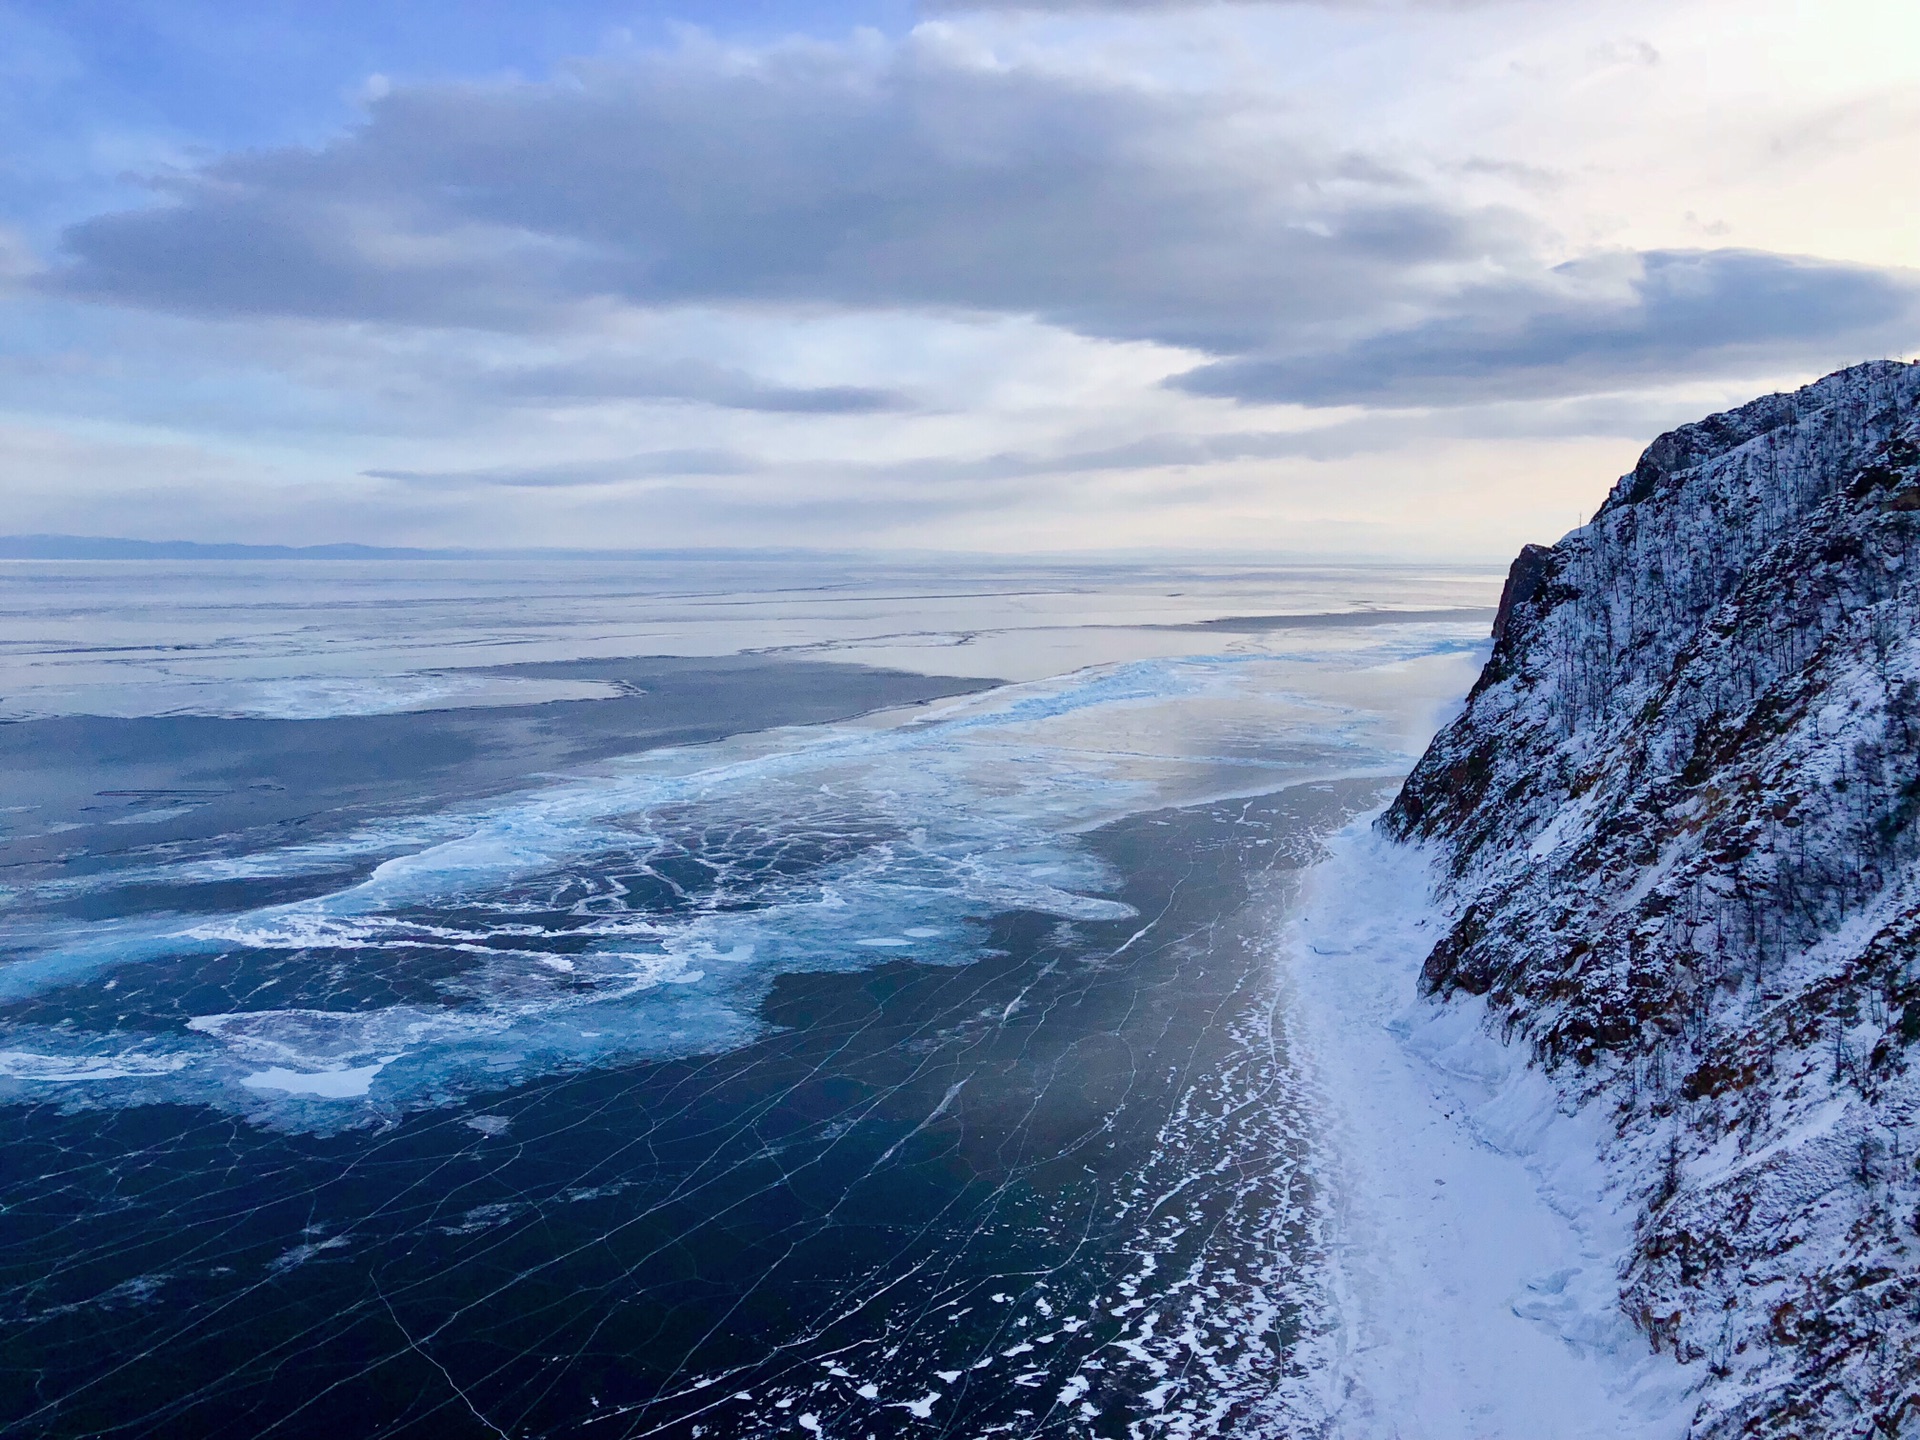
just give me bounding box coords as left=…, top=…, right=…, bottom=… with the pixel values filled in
left=1, top=0, right=1917, bottom=558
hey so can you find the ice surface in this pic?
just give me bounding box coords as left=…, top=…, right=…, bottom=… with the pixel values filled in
left=0, top=555, right=1499, bottom=719
left=0, top=647, right=1475, bottom=1130
left=0, top=558, right=1505, bottom=1437
left=0, top=1048, right=189, bottom=1081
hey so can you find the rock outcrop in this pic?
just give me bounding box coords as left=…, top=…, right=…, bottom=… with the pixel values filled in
left=1386, top=360, right=1920, bottom=1436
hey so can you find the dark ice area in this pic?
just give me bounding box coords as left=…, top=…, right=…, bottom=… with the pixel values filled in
left=0, top=777, right=1381, bottom=1440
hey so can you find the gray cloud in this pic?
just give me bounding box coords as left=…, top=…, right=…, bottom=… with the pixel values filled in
left=481, top=358, right=906, bottom=414
left=367, top=448, right=757, bottom=487
left=41, top=35, right=1919, bottom=408
left=44, top=35, right=1515, bottom=357
left=1177, top=249, right=1920, bottom=406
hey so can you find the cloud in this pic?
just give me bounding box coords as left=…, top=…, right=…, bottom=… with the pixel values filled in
left=44, top=30, right=1518, bottom=357
left=366, top=448, right=758, bottom=487
left=1176, top=249, right=1920, bottom=406
left=37, top=28, right=1920, bottom=413
left=480, top=357, right=906, bottom=414
left=823, top=392, right=1715, bottom=480
left=365, top=390, right=1681, bottom=495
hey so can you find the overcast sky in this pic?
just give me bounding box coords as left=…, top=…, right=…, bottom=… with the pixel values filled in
left=2, top=0, right=1916, bottom=556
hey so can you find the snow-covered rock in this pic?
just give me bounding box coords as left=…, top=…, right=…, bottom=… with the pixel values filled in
left=1385, top=360, right=1920, bottom=1438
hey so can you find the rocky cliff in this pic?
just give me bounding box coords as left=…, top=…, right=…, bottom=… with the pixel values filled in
left=1386, top=359, right=1920, bottom=1437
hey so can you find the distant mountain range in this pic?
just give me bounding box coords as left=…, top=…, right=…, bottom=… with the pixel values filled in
left=0, top=535, right=460, bottom=560
left=0, top=535, right=848, bottom=561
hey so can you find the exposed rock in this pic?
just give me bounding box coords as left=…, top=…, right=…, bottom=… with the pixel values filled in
left=1386, top=360, right=1920, bottom=1437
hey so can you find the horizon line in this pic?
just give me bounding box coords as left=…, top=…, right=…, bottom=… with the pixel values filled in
left=0, top=533, right=1518, bottom=566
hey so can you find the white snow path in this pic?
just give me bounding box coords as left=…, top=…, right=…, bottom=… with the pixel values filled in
left=1285, top=822, right=1697, bottom=1440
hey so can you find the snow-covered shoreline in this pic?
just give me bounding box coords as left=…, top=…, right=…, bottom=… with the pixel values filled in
left=1285, top=819, right=1696, bottom=1439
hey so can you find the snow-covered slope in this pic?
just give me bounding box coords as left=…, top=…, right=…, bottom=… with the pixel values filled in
left=1383, top=360, right=1920, bottom=1438
left=1288, top=825, right=1694, bottom=1440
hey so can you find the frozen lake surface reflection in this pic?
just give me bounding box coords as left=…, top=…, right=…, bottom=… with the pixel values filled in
left=0, top=557, right=1495, bottom=1437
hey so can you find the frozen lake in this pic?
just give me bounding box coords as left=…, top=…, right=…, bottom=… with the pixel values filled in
left=0, top=556, right=1495, bottom=1438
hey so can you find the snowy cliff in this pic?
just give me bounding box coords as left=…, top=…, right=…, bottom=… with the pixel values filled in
left=1384, top=360, right=1920, bottom=1437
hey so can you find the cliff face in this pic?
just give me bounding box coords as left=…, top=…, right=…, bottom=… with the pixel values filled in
left=1385, top=360, right=1920, bottom=1437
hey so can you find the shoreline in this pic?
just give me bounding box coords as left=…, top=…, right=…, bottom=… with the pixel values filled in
left=1284, top=819, right=1697, bottom=1439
